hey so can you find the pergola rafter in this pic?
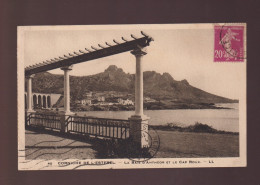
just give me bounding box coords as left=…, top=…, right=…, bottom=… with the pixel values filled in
left=25, top=31, right=154, bottom=76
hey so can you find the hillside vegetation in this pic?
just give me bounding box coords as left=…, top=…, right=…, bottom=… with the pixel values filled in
left=30, top=65, right=238, bottom=104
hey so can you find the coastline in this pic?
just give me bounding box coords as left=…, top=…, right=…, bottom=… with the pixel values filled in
left=70, top=102, right=232, bottom=112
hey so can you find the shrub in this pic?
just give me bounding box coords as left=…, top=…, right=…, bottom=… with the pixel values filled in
left=188, top=122, right=216, bottom=133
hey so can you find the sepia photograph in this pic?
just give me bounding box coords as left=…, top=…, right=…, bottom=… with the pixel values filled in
left=17, top=24, right=247, bottom=170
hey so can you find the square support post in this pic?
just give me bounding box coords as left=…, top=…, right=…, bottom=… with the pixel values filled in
left=60, top=115, right=73, bottom=133
left=129, top=115, right=149, bottom=148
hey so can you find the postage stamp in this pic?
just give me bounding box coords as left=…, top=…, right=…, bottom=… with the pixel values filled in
left=214, top=24, right=245, bottom=62
left=17, top=24, right=247, bottom=170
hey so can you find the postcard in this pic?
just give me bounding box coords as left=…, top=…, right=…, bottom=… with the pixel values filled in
left=17, top=23, right=246, bottom=170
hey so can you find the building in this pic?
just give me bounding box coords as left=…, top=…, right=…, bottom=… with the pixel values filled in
left=80, top=99, right=92, bottom=105
left=85, top=91, right=93, bottom=98
left=118, top=98, right=134, bottom=105
left=144, top=97, right=156, bottom=103
left=97, top=96, right=105, bottom=102
left=24, top=92, right=62, bottom=109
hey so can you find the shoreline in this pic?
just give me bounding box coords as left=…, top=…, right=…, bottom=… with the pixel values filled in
left=70, top=104, right=232, bottom=112
left=150, top=123, right=239, bottom=135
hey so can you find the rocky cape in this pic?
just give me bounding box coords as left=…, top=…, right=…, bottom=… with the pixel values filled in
left=30, top=65, right=238, bottom=105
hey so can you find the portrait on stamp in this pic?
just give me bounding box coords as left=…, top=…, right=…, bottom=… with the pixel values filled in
left=17, top=24, right=246, bottom=170
left=214, top=25, right=245, bottom=62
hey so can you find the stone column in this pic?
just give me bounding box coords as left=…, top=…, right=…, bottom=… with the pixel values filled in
left=61, top=66, right=73, bottom=115
left=132, top=48, right=146, bottom=116
left=26, top=74, right=35, bottom=113
left=129, top=48, right=150, bottom=148
left=25, top=74, right=35, bottom=126
left=60, top=66, right=74, bottom=133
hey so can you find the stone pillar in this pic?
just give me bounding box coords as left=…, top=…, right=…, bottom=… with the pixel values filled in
left=61, top=66, right=73, bottom=115
left=60, top=66, right=74, bottom=133
left=25, top=74, right=35, bottom=126
left=26, top=74, right=35, bottom=113
left=132, top=48, right=146, bottom=116
left=129, top=48, right=150, bottom=148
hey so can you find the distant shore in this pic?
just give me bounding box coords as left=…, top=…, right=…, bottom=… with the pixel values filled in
left=70, top=102, right=232, bottom=112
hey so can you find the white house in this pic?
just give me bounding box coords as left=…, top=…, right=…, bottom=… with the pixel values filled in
left=80, top=99, right=92, bottom=105
left=118, top=98, right=134, bottom=105
left=97, top=96, right=105, bottom=102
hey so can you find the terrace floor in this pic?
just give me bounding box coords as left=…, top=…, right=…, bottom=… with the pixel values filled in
left=25, top=127, right=239, bottom=160
left=25, top=129, right=97, bottom=160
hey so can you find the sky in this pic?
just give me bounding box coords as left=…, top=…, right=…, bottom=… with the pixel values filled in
left=20, top=24, right=246, bottom=99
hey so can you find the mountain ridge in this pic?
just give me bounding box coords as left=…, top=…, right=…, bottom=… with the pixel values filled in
left=30, top=65, right=238, bottom=104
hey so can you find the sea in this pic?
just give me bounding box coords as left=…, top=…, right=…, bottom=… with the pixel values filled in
left=76, top=103, right=239, bottom=132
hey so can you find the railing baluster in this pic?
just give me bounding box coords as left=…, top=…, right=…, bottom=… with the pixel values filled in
left=92, top=121, right=94, bottom=135
left=28, top=114, right=30, bottom=125
left=80, top=118, right=82, bottom=133
left=75, top=117, right=77, bottom=131
left=76, top=118, right=80, bottom=132
left=106, top=120, right=108, bottom=137
left=120, top=123, right=123, bottom=139
left=117, top=122, right=119, bottom=138
left=76, top=117, right=78, bottom=132
left=81, top=117, right=82, bottom=133
left=81, top=118, right=83, bottom=133
left=125, top=125, right=127, bottom=139
left=112, top=123, right=114, bottom=138
left=96, top=121, right=98, bottom=136
left=84, top=117, right=86, bottom=133
left=86, top=118, right=89, bottom=134
left=101, top=121, right=103, bottom=136
left=108, top=121, right=111, bottom=137
left=82, top=118, right=83, bottom=133
left=79, top=117, right=80, bottom=132
left=98, top=121, right=100, bottom=136
left=70, top=117, right=72, bottom=131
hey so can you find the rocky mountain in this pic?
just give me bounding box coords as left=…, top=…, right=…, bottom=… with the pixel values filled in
left=30, top=65, right=237, bottom=103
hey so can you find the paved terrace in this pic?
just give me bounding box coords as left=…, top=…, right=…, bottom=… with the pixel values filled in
left=25, top=129, right=97, bottom=160
left=25, top=128, right=239, bottom=160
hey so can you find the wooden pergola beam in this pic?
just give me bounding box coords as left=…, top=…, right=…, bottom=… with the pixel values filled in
left=25, top=34, right=153, bottom=76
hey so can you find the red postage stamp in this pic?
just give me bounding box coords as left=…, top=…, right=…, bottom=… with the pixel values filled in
left=214, top=25, right=245, bottom=62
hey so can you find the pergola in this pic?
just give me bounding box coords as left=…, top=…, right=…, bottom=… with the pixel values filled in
left=25, top=31, right=154, bottom=148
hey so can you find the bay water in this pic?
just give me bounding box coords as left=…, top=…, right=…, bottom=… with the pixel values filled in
left=77, top=103, right=239, bottom=132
